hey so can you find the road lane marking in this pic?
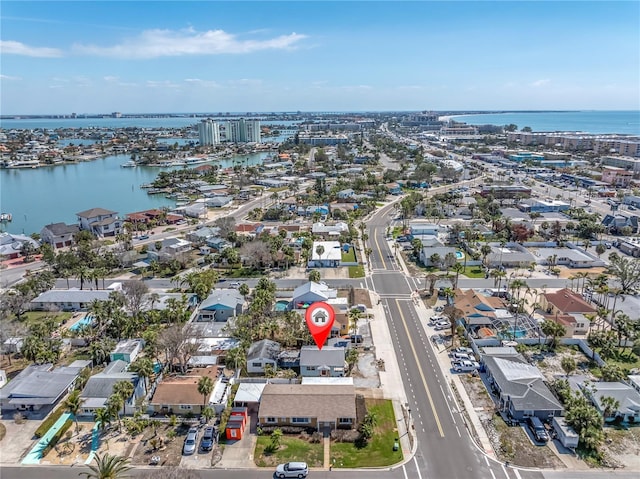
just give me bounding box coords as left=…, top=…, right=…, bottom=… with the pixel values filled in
left=501, top=464, right=509, bottom=477
left=395, top=299, right=445, bottom=437
left=489, top=468, right=497, bottom=479
left=373, top=229, right=387, bottom=269
left=413, top=457, right=423, bottom=479
left=484, top=456, right=490, bottom=467
left=456, top=425, right=461, bottom=437
left=514, top=469, right=522, bottom=479
left=402, top=464, right=409, bottom=479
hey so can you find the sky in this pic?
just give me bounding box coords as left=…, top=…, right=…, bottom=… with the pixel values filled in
left=1, top=1, right=639, bottom=115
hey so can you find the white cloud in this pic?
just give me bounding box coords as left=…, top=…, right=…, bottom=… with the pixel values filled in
left=1, top=40, right=63, bottom=58
left=184, top=78, right=220, bottom=87
left=103, top=76, right=119, bottom=82
left=72, top=28, right=307, bottom=59
left=530, top=79, right=550, bottom=87
left=0, top=74, right=21, bottom=80
left=146, top=80, right=181, bottom=88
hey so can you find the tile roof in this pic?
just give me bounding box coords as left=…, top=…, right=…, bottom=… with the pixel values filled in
left=543, top=288, right=596, bottom=314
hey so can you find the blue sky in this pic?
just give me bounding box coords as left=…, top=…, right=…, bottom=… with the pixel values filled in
left=1, top=1, right=639, bottom=114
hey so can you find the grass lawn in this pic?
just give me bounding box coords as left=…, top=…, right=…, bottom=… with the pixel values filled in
left=349, top=265, right=365, bottom=278
left=391, top=226, right=404, bottom=238
left=254, top=435, right=323, bottom=468
left=341, top=248, right=357, bottom=262
left=330, top=399, right=403, bottom=468
left=462, top=267, right=485, bottom=279
left=21, top=311, right=73, bottom=327
left=592, top=348, right=640, bottom=377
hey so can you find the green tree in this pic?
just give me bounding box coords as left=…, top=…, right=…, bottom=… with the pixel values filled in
left=129, top=357, right=154, bottom=395
left=308, top=269, right=321, bottom=282
left=64, top=390, right=85, bottom=434
left=540, top=319, right=566, bottom=349
left=600, top=363, right=626, bottom=382
left=561, top=356, right=576, bottom=377
left=79, top=453, right=132, bottom=479
left=197, top=376, right=214, bottom=407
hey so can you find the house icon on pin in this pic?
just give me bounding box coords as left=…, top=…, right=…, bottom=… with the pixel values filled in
left=313, top=310, right=328, bottom=324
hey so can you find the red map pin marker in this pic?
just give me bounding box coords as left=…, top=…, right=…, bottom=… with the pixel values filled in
left=305, top=301, right=335, bottom=350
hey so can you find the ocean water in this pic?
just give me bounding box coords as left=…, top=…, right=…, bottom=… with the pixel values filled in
left=0, top=151, right=270, bottom=235
left=450, top=111, right=640, bottom=135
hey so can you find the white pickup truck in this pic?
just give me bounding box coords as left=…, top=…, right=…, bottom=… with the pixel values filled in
left=452, top=360, right=480, bottom=373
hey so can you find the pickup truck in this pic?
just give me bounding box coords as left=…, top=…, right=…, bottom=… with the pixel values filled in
left=452, top=360, right=480, bottom=373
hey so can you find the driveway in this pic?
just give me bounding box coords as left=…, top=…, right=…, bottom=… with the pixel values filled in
left=0, top=418, right=40, bottom=464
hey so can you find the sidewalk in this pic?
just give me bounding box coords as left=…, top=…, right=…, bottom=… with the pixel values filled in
left=368, top=290, right=416, bottom=462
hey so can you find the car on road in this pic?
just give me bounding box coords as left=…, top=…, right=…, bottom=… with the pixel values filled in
left=201, top=426, right=215, bottom=451
left=183, top=427, right=198, bottom=455
left=275, top=461, right=309, bottom=478
left=137, top=235, right=149, bottom=240
left=229, top=281, right=241, bottom=288
left=452, top=360, right=480, bottom=373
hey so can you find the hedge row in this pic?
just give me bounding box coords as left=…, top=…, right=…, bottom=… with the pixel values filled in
left=34, top=405, right=67, bottom=438
left=41, top=418, right=73, bottom=458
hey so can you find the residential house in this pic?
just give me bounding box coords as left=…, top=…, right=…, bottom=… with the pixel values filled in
left=409, top=221, right=440, bottom=236
left=602, top=214, right=639, bottom=234
left=386, top=182, right=402, bottom=195
left=235, top=223, right=264, bottom=238
left=299, top=346, right=346, bottom=377
left=258, top=383, right=356, bottom=430
left=187, top=227, right=222, bottom=245
left=308, top=241, right=342, bottom=268
left=233, top=382, right=267, bottom=410
left=547, top=248, right=604, bottom=269
left=40, top=223, right=80, bottom=249
left=540, top=288, right=594, bottom=336
left=0, top=233, right=40, bottom=260
left=517, top=199, right=570, bottom=213
left=337, top=189, right=355, bottom=200
left=149, top=368, right=228, bottom=415
left=147, top=238, right=192, bottom=262
left=79, top=360, right=143, bottom=417
left=246, top=339, right=281, bottom=374
left=615, top=237, right=640, bottom=257
left=311, top=222, right=349, bottom=239
left=197, top=289, right=244, bottom=322
left=484, top=243, right=536, bottom=269
left=30, top=289, right=112, bottom=311
left=291, top=281, right=338, bottom=310
left=584, top=381, right=640, bottom=422
left=330, top=306, right=349, bottom=338
left=76, top=207, right=122, bottom=238
left=482, top=349, right=563, bottom=420
left=205, top=196, right=233, bottom=208
left=454, top=288, right=509, bottom=332
left=109, top=339, right=144, bottom=364
left=0, top=363, right=85, bottom=413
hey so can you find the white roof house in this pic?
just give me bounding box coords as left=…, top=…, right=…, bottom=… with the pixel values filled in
left=308, top=241, right=342, bottom=268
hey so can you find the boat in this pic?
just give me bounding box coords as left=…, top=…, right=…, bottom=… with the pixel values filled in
left=121, top=161, right=137, bottom=168
left=0, top=213, right=12, bottom=222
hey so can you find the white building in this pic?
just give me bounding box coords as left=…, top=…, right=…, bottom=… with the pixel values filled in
left=198, top=119, right=221, bottom=146
left=308, top=241, right=342, bottom=268
left=223, top=119, right=261, bottom=143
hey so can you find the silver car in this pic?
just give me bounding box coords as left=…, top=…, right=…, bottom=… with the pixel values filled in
left=182, top=427, right=198, bottom=455
left=275, top=461, right=309, bottom=478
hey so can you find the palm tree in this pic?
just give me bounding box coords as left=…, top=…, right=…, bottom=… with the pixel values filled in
left=600, top=396, right=620, bottom=420
left=451, top=263, right=464, bottom=289
left=112, top=380, right=135, bottom=416
left=64, top=390, right=85, bottom=434
left=197, top=376, right=214, bottom=408
left=79, top=453, right=132, bottom=479
left=130, top=357, right=154, bottom=395
left=308, top=269, right=321, bottom=282
left=348, top=308, right=362, bottom=336
left=315, top=244, right=325, bottom=262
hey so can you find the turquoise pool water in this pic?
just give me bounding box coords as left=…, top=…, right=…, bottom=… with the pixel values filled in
left=455, top=251, right=464, bottom=260
left=69, top=314, right=93, bottom=332
left=274, top=300, right=289, bottom=312
left=498, top=329, right=527, bottom=339
left=22, top=412, right=74, bottom=464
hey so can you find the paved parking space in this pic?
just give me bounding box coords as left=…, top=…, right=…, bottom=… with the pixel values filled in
left=0, top=419, right=39, bottom=464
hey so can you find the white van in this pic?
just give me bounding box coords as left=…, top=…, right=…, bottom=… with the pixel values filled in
left=276, top=462, right=309, bottom=478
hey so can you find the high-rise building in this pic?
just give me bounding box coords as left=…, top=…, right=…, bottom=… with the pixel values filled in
left=223, top=119, right=261, bottom=143
left=198, top=119, right=221, bottom=146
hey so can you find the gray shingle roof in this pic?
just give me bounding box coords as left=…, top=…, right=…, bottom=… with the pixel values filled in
left=199, top=289, right=244, bottom=310
left=76, top=207, right=117, bottom=218
left=0, top=364, right=81, bottom=405
left=32, top=289, right=112, bottom=304
left=247, top=339, right=281, bottom=361
left=42, top=222, right=80, bottom=235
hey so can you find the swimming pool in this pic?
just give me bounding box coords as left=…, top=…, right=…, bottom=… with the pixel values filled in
left=455, top=251, right=465, bottom=260
left=498, top=328, right=527, bottom=339
left=274, top=300, right=290, bottom=312
left=69, top=314, right=93, bottom=332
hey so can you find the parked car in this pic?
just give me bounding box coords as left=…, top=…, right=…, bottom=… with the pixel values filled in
left=201, top=426, right=215, bottom=451
left=430, top=316, right=444, bottom=322
left=183, top=427, right=198, bottom=455
left=137, top=234, right=149, bottom=240
left=434, top=321, right=451, bottom=331
left=450, top=347, right=474, bottom=356
left=527, top=416, right=549, bottom=443
left=450, top=352, right=471, bottom=361
left=275, top=461, right=309, bottom=478
left=452, top=360, right=480, bottom=373
left=396, top=236, right=410, bottom=243
left=229, top=282, right=241, bottom=288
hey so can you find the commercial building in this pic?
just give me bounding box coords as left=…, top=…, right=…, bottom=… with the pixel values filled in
left=223, top=118, right=261, bottom=143
left=198, top=119, right=221, bottom=146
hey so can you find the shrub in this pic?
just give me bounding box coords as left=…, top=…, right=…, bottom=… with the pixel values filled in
left=34, top=405, right=66, bottom=438
left=13, top=412, right=26, bottom=424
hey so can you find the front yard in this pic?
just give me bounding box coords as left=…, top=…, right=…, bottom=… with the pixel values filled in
left=330, top=399, right=402, bottom=468
left=254, top=434, right=323, bottom=468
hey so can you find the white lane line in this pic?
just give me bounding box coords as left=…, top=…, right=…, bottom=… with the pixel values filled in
left=402, top=464, right=408, bottom=479
left=414, top=456, right=423, bottom=479
left=484, top=456, right=490, bottom=467
left=489, top=468, right=497, bottom=479
left=514, top=469, right=522, bottom=479
left=456, top=425, right=461, bottom=437
left=501, top=464, right=508, bottom=477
